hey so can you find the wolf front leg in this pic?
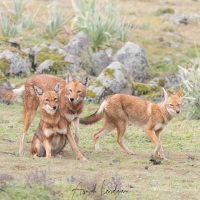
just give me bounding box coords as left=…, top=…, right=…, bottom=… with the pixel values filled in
left=66, top=126, right=87, bottom=160
left=145, top=127, right=164, bottom=159
left=43, top=139, right=52, bottom=158
left=155, top=129, right=166, bottom=160
left=73, top=117, right=80, bottom=145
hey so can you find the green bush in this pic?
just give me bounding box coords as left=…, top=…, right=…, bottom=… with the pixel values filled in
left=179, top=60, right=200, bottom=119
left=71, top=0, right=130, bottom=51
left=45, top=3, right=67, bottom=39
left=0, top=15, right=19, bottom=37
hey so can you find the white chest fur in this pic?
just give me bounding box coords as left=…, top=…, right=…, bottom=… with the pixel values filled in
left=44, top=128, right=67, bottom=137
left=65, top=113, right=78, bottom=122
left=155, top=123, right=165, bottom=131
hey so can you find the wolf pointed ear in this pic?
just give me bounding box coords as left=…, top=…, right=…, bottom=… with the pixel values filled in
left=82, top=76, right=89, bottom=86
left=66, top=70, right=74, bottom=83
left=54, top=82, right=60, bottom=93
left=176, top=89, right=183, bottom=97
left=162, top=88, right=171, bottom=99
left=34, top=86, right=43, bottom=96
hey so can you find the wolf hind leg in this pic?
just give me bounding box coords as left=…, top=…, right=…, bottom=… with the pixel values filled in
left=116, top=120, right=134, bottom=155
left=94, top=123, right=114, bottom=151
left=20, top=95, right=39, bottom=155
left=31, top=135, right=45, bottom=157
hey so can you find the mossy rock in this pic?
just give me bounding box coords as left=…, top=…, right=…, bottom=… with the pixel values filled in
left=87, top=90, right=96, bottom=98
left=93, top=80, right=103, bottom=87
left=35, top=47, right=66, bottom=74
left=133, top=81, right=160, bottom=96
left=0, top=44, right=27, bottom=58
left=146, top=91, right=162, bottom=99
left=158, top=79, right=167, bottom=87
left=103, top=68, right=114, bottom=78
left=0, top=57, right=10, bottom=74
left=0, top=70, right=7, bottom=83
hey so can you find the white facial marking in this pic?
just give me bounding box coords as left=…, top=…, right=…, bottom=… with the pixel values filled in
left=167, top=107, right=177, bottom=116
left=42, top=104, right=57, bottom=115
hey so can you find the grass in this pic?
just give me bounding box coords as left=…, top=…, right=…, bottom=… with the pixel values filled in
left=0, top=101, right=200, bottom=199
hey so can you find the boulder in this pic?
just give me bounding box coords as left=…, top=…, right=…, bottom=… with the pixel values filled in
left=36, top=59, right=54, bottom=73
left=113, top=42, right=151, bottom=81
left=0, top=49, right=31, bottom=76
left=91, top=48, right=113, bottom=76
left=34, top=44, right=66, bottom=74
left=64, top=32, right=90, bottom=56
left=86, top=61, right=134, bottom=102
left=64, top=53, right=82, bottom=73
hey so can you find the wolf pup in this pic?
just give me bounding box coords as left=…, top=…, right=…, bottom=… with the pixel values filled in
left=80, top=88, right=183, bottom=160
left=0, top=72, right=88, bottom=155
left=31, top=83, right=86, bottom=160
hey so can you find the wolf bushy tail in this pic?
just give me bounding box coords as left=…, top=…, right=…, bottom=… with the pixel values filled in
left=0, top=84, right=25, bottom=103
left=80, top=101, right=106, bottom=124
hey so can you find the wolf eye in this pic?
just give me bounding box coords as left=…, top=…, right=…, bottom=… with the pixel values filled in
left=170, top=104, right=173, bottom=107
left=45, top=99, right=49, bottom=102
left=77, top=90, right=81, bottom=93
left=54, top=98, right=57, bottom=101
left=69, top=89, right=72, bottom=92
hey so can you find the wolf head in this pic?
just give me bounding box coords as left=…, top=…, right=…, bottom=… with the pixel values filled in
left=65, top=71, right=88, bottom=104
left=163, top=88, right=183, bottom=116
left=34, top=83, right=60, bottom=115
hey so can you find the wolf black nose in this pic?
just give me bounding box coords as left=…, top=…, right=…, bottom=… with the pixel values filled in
left=70, top=98, right=74, bottom=102
left=176, top=111, right=180, bottom=114
left=53, top=106, right=57, bottom=110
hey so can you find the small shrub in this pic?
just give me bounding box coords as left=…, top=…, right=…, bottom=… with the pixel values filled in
left=179, top=59, right=200, bottom=119
left=13, top=0, right=24, bottom=20
left=0, top=15, right=19, bottom=37
left=22, top=14, right=37, bottom=30
left=45, top=3, right=67, bottom=39
left=71, top=0, right=130, bottom=51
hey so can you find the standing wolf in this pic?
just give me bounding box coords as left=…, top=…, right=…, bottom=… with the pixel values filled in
left=80, top=89, right=183, bottom=160
left=0, top=72, right=88, bottom=155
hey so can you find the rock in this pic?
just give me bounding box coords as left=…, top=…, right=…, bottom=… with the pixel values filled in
left=64, top=53, right=82, bottom=73
left=91, top=48, right=113, bottom=76
left=0, top=49, right=31, bottom=76
left=64, top=32, right=90, bottom=56
left=33, top=44, right=66, bottom=74
left=113, top=42, right=151, bottom=81
left=86, top=61, right=134, bottom=102
left=36, top=59, right=54, bottom=73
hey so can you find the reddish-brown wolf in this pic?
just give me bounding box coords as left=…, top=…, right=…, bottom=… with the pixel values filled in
left=0, top=72, right=88, bottom=155
left=80, top=89, right=183, bottom=160
left=31, top=83, right=86, bottom=160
